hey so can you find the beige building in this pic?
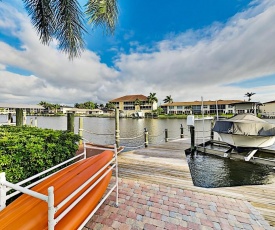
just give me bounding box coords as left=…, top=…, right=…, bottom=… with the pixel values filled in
left=161, top=100, right=242, bottom=115
left=109, top=95, right=158, bottom=117
left=260, top=100, right=275, bottom=117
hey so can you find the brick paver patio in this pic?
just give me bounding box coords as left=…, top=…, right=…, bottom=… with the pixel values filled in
left=84, top=178, right=273, bottom=230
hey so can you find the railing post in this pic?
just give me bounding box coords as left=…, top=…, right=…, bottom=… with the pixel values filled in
left=48, top=186, right=55, bottom=230
left=144, top=128, right=149, bottom=147
left=0, top=172, right=7, bottom=211
left=16, top=108, right=23, bottom=126
left=165, top=129, right=168, bottom=142
left=180, top=124, right=184, bottom=138
left=190, top=126, right=195, bottom=153
left=115, top=109, right=120, bottom=147
left=79, top=117, right=83, bottom=145
left=67, top=113, right=74, bottom=133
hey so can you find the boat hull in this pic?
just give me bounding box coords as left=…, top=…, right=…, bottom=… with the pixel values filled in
left=217, top=133, right=275, bottom=148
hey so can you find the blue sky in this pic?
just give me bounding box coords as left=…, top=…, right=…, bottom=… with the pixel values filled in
left=1, top=0, right=275, bottom=105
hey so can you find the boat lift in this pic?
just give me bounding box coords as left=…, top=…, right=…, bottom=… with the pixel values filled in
left=191, top=140, right=275, bottom=167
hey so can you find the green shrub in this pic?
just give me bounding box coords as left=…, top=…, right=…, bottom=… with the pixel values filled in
left=0, top=126, right=81, bottom=183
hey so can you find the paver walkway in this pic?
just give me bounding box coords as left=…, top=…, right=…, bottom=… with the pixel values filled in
left=84, top=178, right=273, bottom=230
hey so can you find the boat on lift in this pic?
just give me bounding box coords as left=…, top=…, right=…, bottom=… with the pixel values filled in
left=213, top=114, right=275, bottom=149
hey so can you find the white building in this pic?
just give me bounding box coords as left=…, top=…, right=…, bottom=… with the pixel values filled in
left=161, top=100, right=241, bottom=115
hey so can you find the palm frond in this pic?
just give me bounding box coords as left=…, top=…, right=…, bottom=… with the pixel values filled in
left=85, top=0, right=118, bottom=34
left=53, top=0, right=86, bottom=59
left=23, top=0, right=55, bottom=44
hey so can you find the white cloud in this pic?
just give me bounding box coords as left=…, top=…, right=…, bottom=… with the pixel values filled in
left=114, top=0, right=275, bottom=103
left=0, top=2, right=119, bottom=104
left=0, top=0, right=275, bottom=105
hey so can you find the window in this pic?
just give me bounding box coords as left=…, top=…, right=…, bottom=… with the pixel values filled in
left=169, top=106, right=174, bottom=109
left=177, top=106, right=183, bottom=109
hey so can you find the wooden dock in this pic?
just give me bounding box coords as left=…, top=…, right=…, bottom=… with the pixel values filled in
left=118, top=138, right=275, bottom=227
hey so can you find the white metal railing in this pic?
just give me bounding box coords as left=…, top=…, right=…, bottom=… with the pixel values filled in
left=0, top=143, right=118, bottom=230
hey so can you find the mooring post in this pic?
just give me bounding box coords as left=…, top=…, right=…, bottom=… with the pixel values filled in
left=115, top=108, right=120, bottom=147
left=79, top=117, right=83, bottom=145
left=34, top=117, right=38, bottom=127
left=23, top=113, right=27, bottom=125
left=16, top=108, right=23, bottom=126
left=7, top=113, right=12, bottom=124
left=180, top=124, right=184, bottom=138
left=144, top=128, right=149, bottom=147
left=210, top=120, right=214, bottom=141
left=190, top=126, right=195, bottom=153
left=165, top=129, right=168, bottom=142
left=67, top=112, right=74, bottom=133
left=30, top=118, right=33, bottom=127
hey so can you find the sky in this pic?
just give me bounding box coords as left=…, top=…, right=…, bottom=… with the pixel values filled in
left=1, top=0, right=275, bottom=106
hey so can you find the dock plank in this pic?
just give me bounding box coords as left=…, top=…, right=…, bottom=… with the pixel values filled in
left=118, top=138, right=275, bottom=227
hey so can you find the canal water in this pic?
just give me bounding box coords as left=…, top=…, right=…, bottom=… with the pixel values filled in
left=1, top=114, right=275, bottom=188
left=0, top=115, right=212, bottom=148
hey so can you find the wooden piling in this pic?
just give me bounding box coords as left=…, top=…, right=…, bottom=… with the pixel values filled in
left=144, top=128, right=149, bottom=147
left=67, top=113, right=74, bottom=133
left=115, top=109, right=120, bottom=147
left=190, top=126, right=195, bottom=153
left=16, top=108, right=23, bottom=126
left=165, top=129, right=168, bottom=142
left=7, top=113, right=13, bottom=124
left=79, top=117, right=83, bottom=145
left=180, top=124, right=184, bottom=138
left=34, top=117, right=38, bottom=127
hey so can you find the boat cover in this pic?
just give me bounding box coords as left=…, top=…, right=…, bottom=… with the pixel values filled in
left=213, top=114, right=275, bottom=136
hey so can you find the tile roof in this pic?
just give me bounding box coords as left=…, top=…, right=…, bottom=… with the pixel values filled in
left=109, top=95, right=148, bottom=102
left=161, top=100, right=242, bottom=106
left=0, top=103, right=44, bottom=109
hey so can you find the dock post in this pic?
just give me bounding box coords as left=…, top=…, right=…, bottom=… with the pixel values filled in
left=7, top=113, right=12, bottom=124
left=190, top=126, right=195, bottom=153
left=30, top=118, right=33, bottom=127
left=115, top=108, right=120, bottom=147
left=165, top=129, right=168, bottom=142
left=34, top=117, right=38, bottom=127
left=23, top=114, right=27, bottom=125
left=144, top=128, right=149, bottom=147
left=210, top=120, right=214, bottom=141
left=180, top=124, right=184, bottom=138
left=79, top=117, right=83, bottom=145
left=16, top=108, right=23, bottom=126
left=67, top=112, right=74, bottom=133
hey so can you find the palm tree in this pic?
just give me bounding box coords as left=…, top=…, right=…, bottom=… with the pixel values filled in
left=23, top=0, right=118, bottom=59
left=163, top=95, right=173, bottom=104
left=245, top=92, right=256, bottom=101
left=147, top=93, right=158, bottom=104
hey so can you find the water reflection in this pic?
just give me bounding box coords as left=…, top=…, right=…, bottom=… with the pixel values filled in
left=187, top=152, right=275, bottom=188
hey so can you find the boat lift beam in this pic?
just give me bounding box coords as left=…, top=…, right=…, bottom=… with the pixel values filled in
left=244, top=149, right=258, bottom=161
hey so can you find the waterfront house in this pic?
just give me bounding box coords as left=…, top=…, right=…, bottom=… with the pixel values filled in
left=231, top=101, right=262, bottom=115
left=109, top=95, right=158, bottom=117
left=0, top=103, right=44, bottom=114
left=161, top=100, right=242, bottom=115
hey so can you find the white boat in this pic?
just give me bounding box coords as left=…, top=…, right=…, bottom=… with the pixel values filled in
left=132, top=111, right=144, bottom=119
left=213, top=114, right=275, bottom=148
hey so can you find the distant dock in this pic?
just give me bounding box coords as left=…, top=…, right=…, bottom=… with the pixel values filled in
left=84, top=138, right=275, bottom=229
